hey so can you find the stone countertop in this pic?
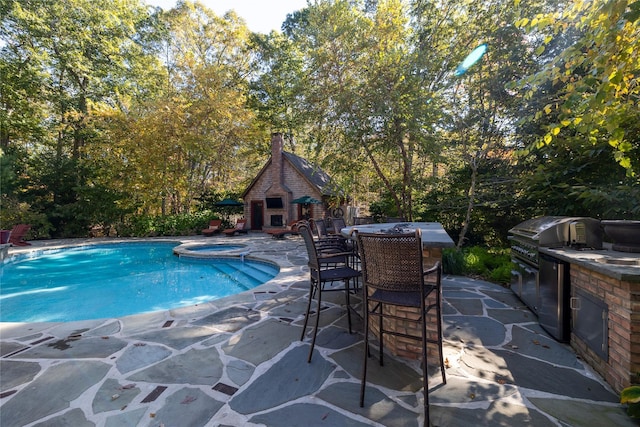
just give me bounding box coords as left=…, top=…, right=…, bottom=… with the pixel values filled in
left=340, top=222, right=455, bottom=248
left=540, top=244, right=640, bottom=283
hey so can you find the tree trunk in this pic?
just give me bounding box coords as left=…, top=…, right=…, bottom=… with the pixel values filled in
left=457, top=156, right=477, bottom=249
left=361, top=137, right=404, bottom=217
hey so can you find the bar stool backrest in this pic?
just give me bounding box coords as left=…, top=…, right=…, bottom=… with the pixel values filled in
left=311, top=218, right=330, bottom=239
left=332, top=217, right=346, bottom=234
left=356, top=229, right=424, bottom=292
left=298, top=222, right=320, bottom=269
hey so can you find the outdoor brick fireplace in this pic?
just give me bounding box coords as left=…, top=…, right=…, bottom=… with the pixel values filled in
left=270, top=215, right=283, bottom=227
left=242, top=132, right=338, bottom=229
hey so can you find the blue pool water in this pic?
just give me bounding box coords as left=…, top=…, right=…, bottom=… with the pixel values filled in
left=0, top=242, right=279, bottom=323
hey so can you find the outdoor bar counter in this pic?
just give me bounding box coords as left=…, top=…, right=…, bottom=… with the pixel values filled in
left=340, top=221, right=455, bottom=248
left=341, top=222, right=454, bottom=359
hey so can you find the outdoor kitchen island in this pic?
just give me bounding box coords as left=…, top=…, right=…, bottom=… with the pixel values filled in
left=340, top=222, right=455, bottom=360
left=540, top=244, right=640, bottom=394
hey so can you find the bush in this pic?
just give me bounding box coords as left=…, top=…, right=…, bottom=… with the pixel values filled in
left=443, top=246, right=511, bottom=286
left=442, top=248, right=465, bottom=275
left=464, top=246, right=491, bottom=276
left=116, top=211, right=220, bottom=237
left=489, top=263, right=512, bottom=285
left=0, top=196, right=52, bottom=240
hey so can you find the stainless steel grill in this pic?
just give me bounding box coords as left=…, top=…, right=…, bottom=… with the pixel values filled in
left=508, top=216, right=602, bottom=342
left=509, top=216, right=602, bottom=266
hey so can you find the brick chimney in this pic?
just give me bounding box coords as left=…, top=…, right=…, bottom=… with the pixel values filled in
left=271, top=132, right=284, bottom=188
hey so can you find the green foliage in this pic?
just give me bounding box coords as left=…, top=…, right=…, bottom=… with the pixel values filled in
left=419, top=156, right=522, bottom=247
left=116, top=211, right=219, bottom=237
left=442, top=248, right=466, bottom=275
left=368, top=199, right=398, bottom=223
left=443, top=246, right=511, bottom=285
left=515, top=0, right=640, bottom=177
left=621, top=385, right=640, bottom=418
left=0, top=196, right=50, bottom=239
left=489, top=263, right=513, bottom=285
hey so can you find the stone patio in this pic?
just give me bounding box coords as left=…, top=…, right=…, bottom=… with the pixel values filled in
left=0, top=234, right=636, bottom=426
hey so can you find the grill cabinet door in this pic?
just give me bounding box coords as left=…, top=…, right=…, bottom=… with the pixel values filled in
left=511, top=258, right=539, bottom=314
left=538, top=254, right=570, bottom=342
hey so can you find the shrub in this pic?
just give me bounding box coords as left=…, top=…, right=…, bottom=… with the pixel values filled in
left=443, top=246, right=511, bottom=286
left=489, top=263, right=512, bottom=285
left=442, top=248, right=465, bottom=275
left=115, top=211, right=220, bottom=237
left=464, top=246, right=490, bottom=276
left=621, top=386, right=640, bottom=418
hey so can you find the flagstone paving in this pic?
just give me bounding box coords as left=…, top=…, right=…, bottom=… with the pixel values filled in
left=1, top=234, right=637, bottom=426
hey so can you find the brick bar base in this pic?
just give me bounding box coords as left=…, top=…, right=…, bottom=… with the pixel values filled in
left=368, top=247, right=443, bottom=361
left=570, top=264, right=639, bottom=393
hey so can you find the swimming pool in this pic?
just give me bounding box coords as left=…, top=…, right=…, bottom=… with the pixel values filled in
left=0, top=242, right=279, bottom=323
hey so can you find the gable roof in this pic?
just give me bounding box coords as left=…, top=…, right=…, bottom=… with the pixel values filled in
left=242, top=150, right=341, bottom=198
left=283, top=152, right=339, bottom=195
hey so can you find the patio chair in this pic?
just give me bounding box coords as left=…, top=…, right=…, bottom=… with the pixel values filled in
left=311, top=218, right=334, bottom=238
left=331, top=216, right=347, bottom=234
left=309, top=218, right=358, bottom=264
left=354, top=217, right=374, bottom=225
left=8, top=224, right=31, bottom=246
left=201, top=219, right=222, bottom=237
left=356, top=230, right=446, bottom=427
left=298, top=223, right=361, bottom=363
left=266, top=220, right=300, bottom=239
left=327, top=216, right=361, bottom=269
left=310, top=218, right=347, bottom=246
left=223, top=219, right=248, bottom=236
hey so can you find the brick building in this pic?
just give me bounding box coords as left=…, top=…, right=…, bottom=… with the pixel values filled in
left=241, top=133, right=342, bottom=231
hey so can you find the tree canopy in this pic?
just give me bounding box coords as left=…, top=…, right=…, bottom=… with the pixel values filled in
left=1, top=0, right=638, bottom=242
left=515, top=0, right=639, bottom=176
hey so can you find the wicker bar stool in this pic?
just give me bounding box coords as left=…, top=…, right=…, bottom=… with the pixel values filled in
left=298, top=223, right=362, bottom=363
left=356, top=229, right=446, bottom=426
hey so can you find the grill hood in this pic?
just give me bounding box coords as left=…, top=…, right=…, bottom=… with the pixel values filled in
left=509, top=216, right=602, bottom=248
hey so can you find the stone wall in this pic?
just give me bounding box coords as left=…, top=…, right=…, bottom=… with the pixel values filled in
left=570, top=264, right=639, bottom=393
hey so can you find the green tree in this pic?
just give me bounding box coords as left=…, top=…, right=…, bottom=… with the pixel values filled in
left=2, top=0, right=160, bottom=157
left=1, top=0, right=163, bottom=235
left=414, top=0, right=547, bottom=246
left=249, top=31, right=305, bottom=144
left=515, top=0, right=640, bottom=177
left=90, top=1, right=257, bottom=216
left=284, top=0, right=426, bottom=219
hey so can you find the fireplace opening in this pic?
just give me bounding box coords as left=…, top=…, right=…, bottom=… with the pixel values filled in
left=266, top=197, right=283, bottom=209
left=271, top=215, right=283, bottom=227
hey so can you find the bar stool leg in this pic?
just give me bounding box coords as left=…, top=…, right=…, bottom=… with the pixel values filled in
left=421, top=301, right=430, bottom=427
left=379, top=303, right=384, bottom=366
left=345, top=278, right=352, bottom=334
left=359, top=291, right=370, bottom=407
left=300, top=278, right=316, bottom=342
left=307, top=280, right=323, bottom=363
left=436, top=286, right=446, bottom=384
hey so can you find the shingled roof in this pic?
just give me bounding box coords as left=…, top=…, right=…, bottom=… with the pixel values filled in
left=283, top=152, right=340, bottom=195
left=241, top=150, right=341, bottom=198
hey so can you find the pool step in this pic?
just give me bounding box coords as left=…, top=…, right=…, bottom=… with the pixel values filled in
left=212, top=260, right=277, bottom=289
left=176, top=256, right=278, bottom=290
